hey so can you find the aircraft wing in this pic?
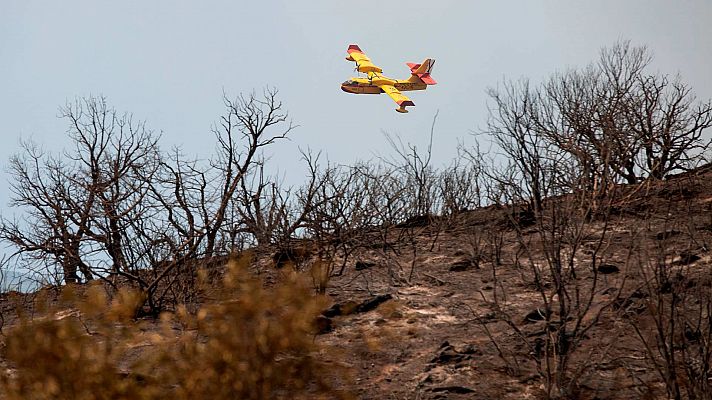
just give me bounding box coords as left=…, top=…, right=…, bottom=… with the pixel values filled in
left=379, top=84, right=415, bottom=112
left=346, top=44, right=383, bottom=73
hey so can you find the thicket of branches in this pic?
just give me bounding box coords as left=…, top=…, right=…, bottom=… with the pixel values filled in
left=486, top=41, right=712, bottom=206
left=0, top=90, right=303, bottom=312
left=2, top=41, right=711, bottom=302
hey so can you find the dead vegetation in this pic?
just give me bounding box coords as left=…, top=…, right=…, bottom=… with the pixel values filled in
left=0, top=254, right=349, bottom=400
left=2, top=40, right=712, bottom=399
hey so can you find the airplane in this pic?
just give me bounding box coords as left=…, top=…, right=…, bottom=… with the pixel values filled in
left=341, top=44, right=436, bottom=113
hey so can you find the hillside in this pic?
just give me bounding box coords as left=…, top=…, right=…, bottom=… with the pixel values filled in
left=307, top=165, right=712, bottom=399
left=2, top=165, right=712, bottom=399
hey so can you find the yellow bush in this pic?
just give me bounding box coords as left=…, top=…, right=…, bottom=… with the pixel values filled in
left=0, top=284, right=155, bottom=400
left=0, top=253, right=350, bottom=400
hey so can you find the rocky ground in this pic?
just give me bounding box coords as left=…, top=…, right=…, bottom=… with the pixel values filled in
left=309, top=167, right=712, bottom=399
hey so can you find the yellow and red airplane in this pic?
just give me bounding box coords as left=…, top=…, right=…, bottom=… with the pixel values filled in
left=341, top=44, right=436, bottom=113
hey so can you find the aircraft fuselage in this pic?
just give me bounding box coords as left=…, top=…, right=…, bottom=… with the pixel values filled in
left=341, top=76, right=427, bottom=94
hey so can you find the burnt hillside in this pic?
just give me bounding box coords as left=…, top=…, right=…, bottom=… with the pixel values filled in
left=3, top=166, right=712, bottom=399
left=309, top=165, right=712, bottom=399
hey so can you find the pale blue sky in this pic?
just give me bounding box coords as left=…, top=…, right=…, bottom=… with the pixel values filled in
left=1, top=0, right=711, bottom=212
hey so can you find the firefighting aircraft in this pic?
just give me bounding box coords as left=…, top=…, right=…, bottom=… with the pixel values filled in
left=341, top=44, right=436, bottom=113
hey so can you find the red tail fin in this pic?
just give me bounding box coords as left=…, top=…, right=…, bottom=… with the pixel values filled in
left=406, top=59, right=437, bottom=85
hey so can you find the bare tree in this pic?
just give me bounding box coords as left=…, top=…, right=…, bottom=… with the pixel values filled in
left=205, top=88, right=293, bottom=254
left=1, top=90, right=295, bottom=316
left=383, top=113, right=440, bottom=221
left=61, top=98, right=161, bottom=279
left=300, top=161, right=376, bottom=277
left=136, top=88, right=295, bottom=312
left=437, top=147, right=485, bottom=217
left=625, top=73, right=712, bottom=179
left=234, top=150, right=324, bottom=248
left=1, top=141, right=91, bottom=284
left=1, top=97, right=159, bottom=284
left=488, top=40, right=712, bottom=202
left=486, top=78, right=570, bottom=213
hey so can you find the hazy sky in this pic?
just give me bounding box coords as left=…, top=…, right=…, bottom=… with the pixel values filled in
left=1, top=1, right=711, bottom=215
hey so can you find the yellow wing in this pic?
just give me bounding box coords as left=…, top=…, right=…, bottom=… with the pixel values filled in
left=345, top=44, right=383, bottom=73
left=379, top=84, right=415, bottom=113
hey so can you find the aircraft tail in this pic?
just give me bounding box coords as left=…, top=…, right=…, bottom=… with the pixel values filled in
left=406, top=59, right=437, bottom=85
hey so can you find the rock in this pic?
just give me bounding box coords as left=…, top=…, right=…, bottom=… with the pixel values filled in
left=507, top=207, right=536, bottom=228
left=272, top=244, right=313, bottom=269
left=673, top=251, right=701, bottom=266
left=475, top=312, right=497, bottom=324
left=354, top=294, right=392, bottom=313
left=597, top=264, right=620, bottom=274
left=518, top=374, right=540, bottom=384
left=321, top=294, right=393, bottom=318
left=322, top=303, right=343, bottom=318
left=430, top=386, right=476, bottom=394
left=460, top=344, right=478, bottom=354
left=314, top=315, right=334, bottom=334
left=655, top=230, right=681, bottom=241
left=449, top=259, right=477, bottom=271
left=419, top=374, right=434, bottom=384
left=355, top=261, right=376, bottom=271
left=427, top=341, right=479, bottom=369
left=523, top=307, right=550, bottom=323
left=322, top=300, right=358, bottom=317
left=396, top=214, right=437, bottom=228
left=612, top=289, right=648, bottom=315
left=430, top=349, right=467, bottom=365
left=685, top=323, right=701, bottom=342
